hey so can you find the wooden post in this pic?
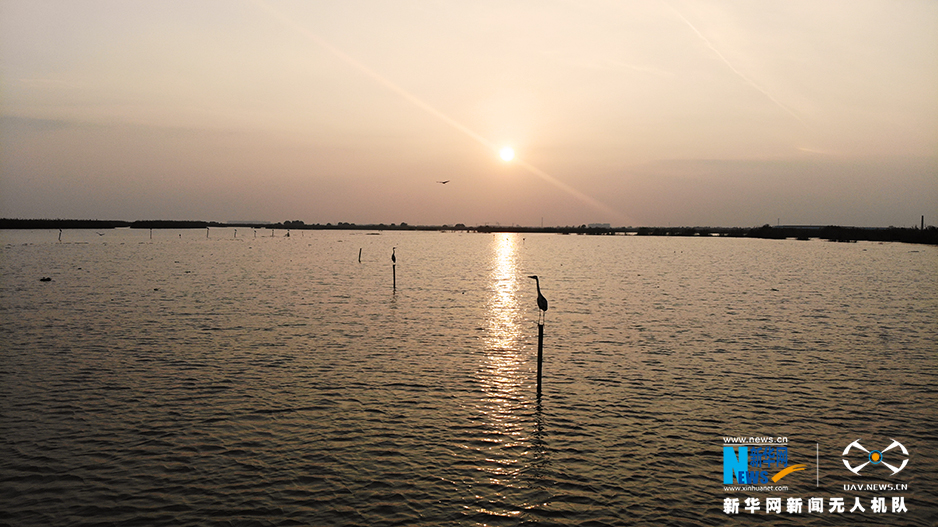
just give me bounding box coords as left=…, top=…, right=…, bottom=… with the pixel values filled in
left=391, top=247, right=397, bottom=290
left=537, top=322, right=544, bottom=396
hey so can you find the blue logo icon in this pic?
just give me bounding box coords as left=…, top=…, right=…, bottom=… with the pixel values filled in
left=723, top=446, right=806, bottom=485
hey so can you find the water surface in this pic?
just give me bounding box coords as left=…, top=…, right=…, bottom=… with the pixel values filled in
left=2, top=229, right=936, bottom=525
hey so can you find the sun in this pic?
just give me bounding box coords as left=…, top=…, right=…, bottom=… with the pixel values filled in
left=499, top=146, right=515, bottom=161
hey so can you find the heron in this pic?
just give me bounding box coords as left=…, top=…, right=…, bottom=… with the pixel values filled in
left=391, top=247, right=396, bottom=264
left=528, top=275, right=548, bottom=323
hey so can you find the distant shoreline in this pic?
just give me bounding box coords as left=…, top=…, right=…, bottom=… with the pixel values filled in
left=1, top=218, right=935, bottom=245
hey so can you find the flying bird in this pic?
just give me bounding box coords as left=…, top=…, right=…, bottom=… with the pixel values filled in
left=529, top=275, right=548, bottom=323
left=436, top=180, right=450, bottom=184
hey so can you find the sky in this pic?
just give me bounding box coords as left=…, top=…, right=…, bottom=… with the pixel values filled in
left=1, top=0, right=936, bottom=228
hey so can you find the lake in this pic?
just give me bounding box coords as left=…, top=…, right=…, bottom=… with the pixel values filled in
left=1, top=228, right=936, bottom=525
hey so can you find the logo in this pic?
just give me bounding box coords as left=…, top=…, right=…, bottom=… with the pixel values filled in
left=723, top=443, right=806, bottom=485
left=842, top=439, right=909, bottom=475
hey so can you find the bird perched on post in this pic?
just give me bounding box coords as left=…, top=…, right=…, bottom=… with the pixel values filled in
left=391, top=247, right=396, bottom=264
left=528, top=275, right=548, bottom=324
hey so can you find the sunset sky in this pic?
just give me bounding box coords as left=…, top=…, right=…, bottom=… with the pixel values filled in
left=2, top=0, right=936, bottom=227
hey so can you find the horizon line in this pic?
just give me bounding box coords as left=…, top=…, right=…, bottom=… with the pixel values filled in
left=0, top=218, right=932, bottom=232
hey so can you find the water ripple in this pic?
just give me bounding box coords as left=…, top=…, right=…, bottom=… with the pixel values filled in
left=1, top=231, right=936, bottom=525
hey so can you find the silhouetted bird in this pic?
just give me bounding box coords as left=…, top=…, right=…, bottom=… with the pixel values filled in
left=529, top=275, right=548, bottom=322
left=391, top=247, right=396, bottom=264
left=437, top=180, right=450, bottom=184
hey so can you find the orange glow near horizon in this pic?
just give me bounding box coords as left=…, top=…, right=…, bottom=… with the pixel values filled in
left=249, top=0, right=624, bottom=223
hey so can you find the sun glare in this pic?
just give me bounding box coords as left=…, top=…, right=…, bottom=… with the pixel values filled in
left=499, top=147, right=515, bottom=161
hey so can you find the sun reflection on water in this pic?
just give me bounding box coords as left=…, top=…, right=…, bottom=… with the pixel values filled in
left=474, top=233, right=531, bottom=487
left=485, top=233, right=524, bottom=353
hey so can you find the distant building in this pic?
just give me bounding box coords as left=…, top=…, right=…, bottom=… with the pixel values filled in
left=776, top=225, right=823, bottom=230
left=588, top=223, right=611, bottom=229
